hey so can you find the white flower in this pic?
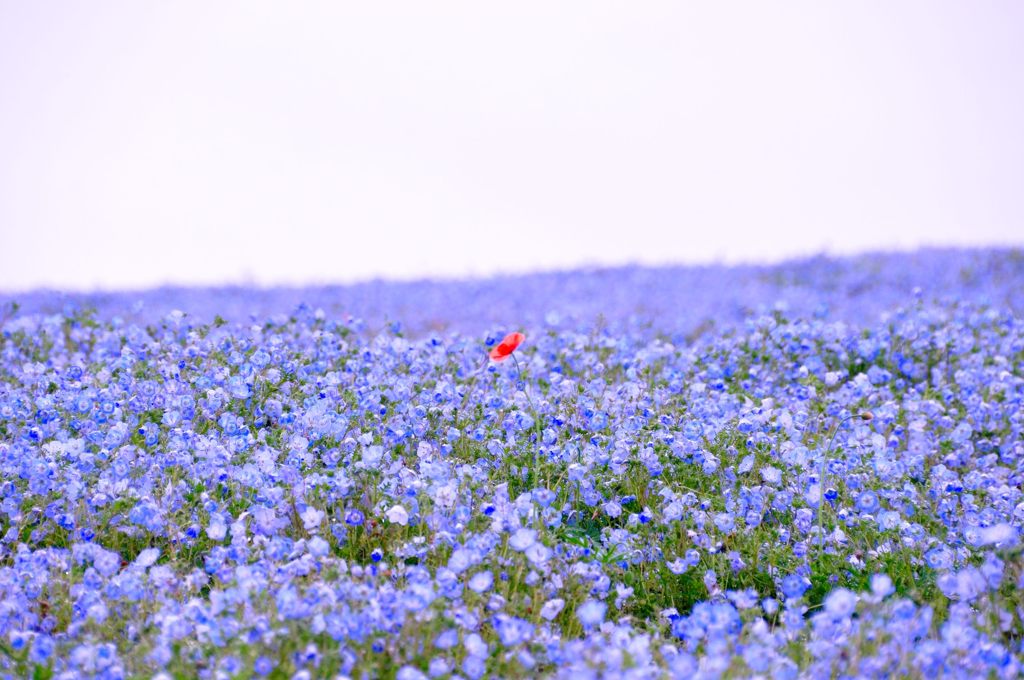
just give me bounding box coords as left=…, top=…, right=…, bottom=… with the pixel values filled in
left=525, top=542, right=551, bottom=566
left=509, top=528, right=537, bottom=551
left=386, top=504, right=410, bottom=526
left=433, top=482, right=458, bottom=509
left=301, top=506, right=325, bottom=532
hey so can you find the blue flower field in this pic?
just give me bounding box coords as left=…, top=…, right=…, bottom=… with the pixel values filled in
left=1, top=249, right=1023, bottom=678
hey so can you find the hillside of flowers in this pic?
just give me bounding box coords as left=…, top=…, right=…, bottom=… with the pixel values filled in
left=1, top=248, right=1023, bottom=678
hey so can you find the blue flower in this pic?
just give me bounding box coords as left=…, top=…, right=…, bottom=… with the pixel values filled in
left=576, top=600, right=607, bottom=628
left=781, top=574, right=810, bottom=600
left=344, top=508, right=365, bottom=526
left=492, top=615, right=533, bottom=646
left=509, top=528, right=536, bottom=551
left=823, top=588, right=857, bottom=618
left=856, top=490, right=880, bottom=514
left=870, top=573, right=895, bottom=600
left=468, top=571, right=494, bottom=593
left=448, top=548, right=473, bottom=574
left=540, top=598, right=565, bottom=620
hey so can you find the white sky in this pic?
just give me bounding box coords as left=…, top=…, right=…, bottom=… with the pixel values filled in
left=1, top=2, right=1022, bottom=291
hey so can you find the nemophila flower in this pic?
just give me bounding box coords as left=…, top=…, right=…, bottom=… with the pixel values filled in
left=877, top=510, right=901, bottom=531
left=433, top=629, right=459, bottom=651
left=667, top=558, right=689, bottom=575
left=133, top=547, right=160, bottom=569
left=937, top=568, right=988, bottom=602
left=301, top=506, right=325, bottom=532
left=713, top=512, right=736, bottom=534
left=576, top=600, right=607, bottom=628
left=978, top=523, right=1018, bottom=546
left=29, top=634, right=55, bottom=664
left=307, top=536, right=330, bottom=558
left=870, top=574, right=895, bottom=600
left=856, top=490, right=880, bottom=514
left=540, top=598, right=565, bottom=621
left=9, top=631, right=30, bottom=653
left=615, top=583, right=634, bottom=608
left=464, top=632, right=488, bottom=658
left=781, top=574, right=811, bottom=600
left=525, top=542, right=552, bottom=566
left=448, top=548, right=473, bottom=573
left=980, top=553, right=1004, bottom=589
left=703, top=569, right=719, bottom=593
left=925, top=546, right=954, bottom=570
left=603, top=500, right=623, bottom=518
left=509, top=528, right=536, bottom=551
left=386, top=505, right=409, bottom=526
left=468, top=571, right=494, bottom=593
left=488, top=332, right=525, bottom=362
left=823, top=588, right=857, bottom=618
left=396, top=666, right=428, bottom=680
left=463, top=656, right=486, bottom=680
left=492, top=614, right=534, bottom=646
left=428, top=658, right=451, bottom=677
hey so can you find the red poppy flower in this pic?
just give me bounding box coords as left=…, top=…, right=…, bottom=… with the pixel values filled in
left=489, top=332, right=525, bottom=362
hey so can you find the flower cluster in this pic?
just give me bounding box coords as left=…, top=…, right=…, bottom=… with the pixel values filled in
left=0, top=249, right=1022, bottom=678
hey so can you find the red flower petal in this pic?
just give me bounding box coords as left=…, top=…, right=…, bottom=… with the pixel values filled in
left=489, top=332, right=525, bottom=361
